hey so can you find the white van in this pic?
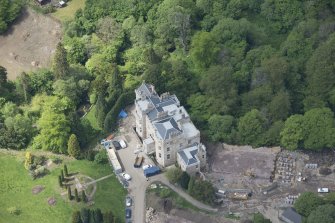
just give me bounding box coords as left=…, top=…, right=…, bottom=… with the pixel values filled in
left=318, top=188, right=329, bottom=193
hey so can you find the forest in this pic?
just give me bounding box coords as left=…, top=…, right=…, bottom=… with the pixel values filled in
left=0, top=0, right=335, bottom=154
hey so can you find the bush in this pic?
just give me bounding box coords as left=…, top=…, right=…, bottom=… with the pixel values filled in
left=319, top=167, right=332, bottom=175
left=179, top=172, right=190, bottom=190
left=7, top=207, right=21, bottom=215
left=51, top=156, right=62, bottom=164
left=84, top=150, right=96, bottom=161
left=159, top=188, right=173, bottom=198
left=33, top=156, right=47, bottom=166
left=165, top=167, right=183, bottom=184
left=94, top=150, right=108, bottom=164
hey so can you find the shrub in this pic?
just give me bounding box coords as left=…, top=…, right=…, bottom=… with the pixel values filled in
left=7, top=207, right=21, bottom=215
left=80, top=208, right=90, bottom=223
left=64, top=164, right=68, bottom=177
left=74, top=188, right=80, bottom=202
left=68, top=187, right=72, bottom=200
left=319, top=167, right=332, bottom=175
left=94, top=150, right=108, bottom=164
left=179, top=172, right=190, bottom=190
left=159, top=188, right=172, bottom=198
left=165, top=167, right=183, bottom=184
left=85, top=150, right=96, bottom=161
left=33, top=156, right=46, bottom=166
left=81, top=190, right=87, bottom=203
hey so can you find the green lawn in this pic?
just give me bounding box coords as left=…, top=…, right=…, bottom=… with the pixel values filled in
left=82, top=105, right=102, bottom=131
left=52, top=0, right=85, bottom=22
left=0, top=152, right=126, bottom=223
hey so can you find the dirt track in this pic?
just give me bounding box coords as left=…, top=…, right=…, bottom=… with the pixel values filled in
left=0, top=7, right=61, bottom=80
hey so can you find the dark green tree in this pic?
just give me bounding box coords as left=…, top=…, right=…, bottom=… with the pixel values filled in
left=72, top=211, right=83, bottom=223
left=103, top=211, right=114, bottom=223
left=61, top=170, right=64, bottom=182
left=52, top=42, right=69, bottom=79
left=294, top=192, right=324, bottom=217
left=80, top=208, right=90, bottom=223
left=95, top=94, right=106, bottom=128
left=93, top=208, right=103, bottom=223
left=307, top=204, right=335, bottom=223
left=58, top=175, right=62, bottom=187
left=74, top=188, right=79, bottom=202
left=179, top=172, right=190, bottom=190
left=68, top=134, right=81, bottom=159
left=64, top=164, right=68, bottom=177
left=237, top=109, right=267, bottom=147
left=68, top=187, right=72, bottom=200
left=81, top=190, right=87, bottom=203
left=302, top=108, right=335, bottom=150
left=280, top=114, right=304, bottom=150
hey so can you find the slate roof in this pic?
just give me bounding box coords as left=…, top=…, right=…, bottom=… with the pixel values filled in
left=137, top=82, right=155, bottom=96
left=147, top=96, right=178, bottom=120
left=154, top=117, right=181, bottom=140
left=178, top=145, right=199, bottom=166
left=281, top=207, right=302, bottom=223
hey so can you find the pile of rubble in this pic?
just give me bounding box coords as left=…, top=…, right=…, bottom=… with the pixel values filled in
left=275, top=152, right=296, bottom=184
left=284, top=194, right=300, bottom=205
left=146, top=207, right=158, bottom=222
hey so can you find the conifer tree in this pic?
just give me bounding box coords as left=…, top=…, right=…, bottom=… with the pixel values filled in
left=58, top=175, right=62, bottom=187
left=61, top=170, right=65, bottom=182
left=52, top=42, right=69, bottom=79
left=74, top=188, right=79, bottom=202
left=81, top=190, right=87, bottom=203
left=72, top=211, right=82, bottom=223
left=68, top=134, right=81, bottom=159
left=64, top=164, right=68, bottom=177
left=68, top=187, right=72, bottom=200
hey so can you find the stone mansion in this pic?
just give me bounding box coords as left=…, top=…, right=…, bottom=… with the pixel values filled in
left=134, top=82, right=207, bottom=175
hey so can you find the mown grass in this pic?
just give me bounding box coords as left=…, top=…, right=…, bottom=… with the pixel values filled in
left=83, top=105, right=102, bottom=131
left=0, top=152, right=126, bottom=223
left=52, top=0, right=85, bottom=22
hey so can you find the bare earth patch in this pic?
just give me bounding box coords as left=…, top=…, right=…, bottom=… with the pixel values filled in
left=32, top=185, right=44, bottom=194
left=47, top=197, right=56, bottom=206
left=0, top=7, right=61, bottom=80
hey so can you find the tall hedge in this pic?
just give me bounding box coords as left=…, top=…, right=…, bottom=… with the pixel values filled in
left=104, top=91, right=135, bottom=133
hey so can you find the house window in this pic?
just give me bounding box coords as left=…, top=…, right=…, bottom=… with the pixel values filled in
left=167, top=147, right=170, bottom=152
left=167, top=154, right=170, bottom=159
left=196, top=165, right=198, bottom=168
left=188, top=140, right=191, bottom=144
left=159, top=153, right=161, bottom=158
left=202, top=155, right=205, bottom=159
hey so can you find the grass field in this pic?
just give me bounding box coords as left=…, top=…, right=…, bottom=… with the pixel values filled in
left=83, top=105, right=102, bottom=131
left=0, top=152, right=126, bottom=223
left=52, top=0, right=85, bottom=22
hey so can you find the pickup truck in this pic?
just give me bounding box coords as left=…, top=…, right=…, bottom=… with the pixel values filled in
left=134, top=156, right=144, bottom=168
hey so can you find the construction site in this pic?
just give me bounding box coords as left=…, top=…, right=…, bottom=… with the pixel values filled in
left=206, top=143, right=335, bottom=222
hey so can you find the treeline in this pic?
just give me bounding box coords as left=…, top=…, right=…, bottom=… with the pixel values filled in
left=72, top=208, right=120, bottom=223
left=0, top=0, right=24, bottom=33
left=1, top=0, right=335, bottom=153
left=294, top=192, right=335, bottom=223
left=61, top=0, right=335, bottom=151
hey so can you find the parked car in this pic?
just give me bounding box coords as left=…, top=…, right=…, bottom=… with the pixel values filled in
left=142, top=164, right=153, bottom=170
left=121, top=173, right=132, bottom=181
left=112, top=141, right=121, bottom=150
left=119, top=140, right=127, bottom=148
left=121, top=179, right=129, bottom=188
left=125, top=208, right=132, bottom=219
left=126, top=196, right=132, bottom=207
